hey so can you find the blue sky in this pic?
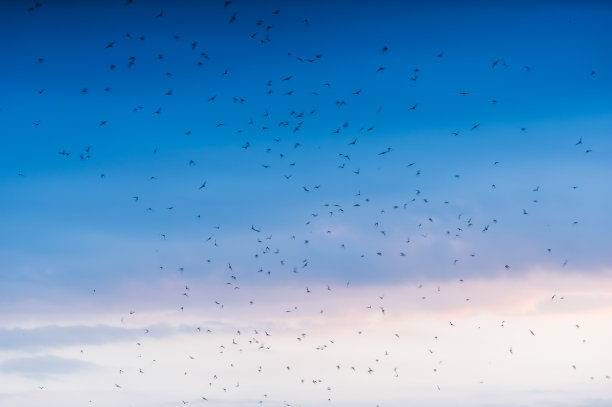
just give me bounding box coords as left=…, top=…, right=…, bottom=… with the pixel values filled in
left=0, top=1, right=611, bottom=406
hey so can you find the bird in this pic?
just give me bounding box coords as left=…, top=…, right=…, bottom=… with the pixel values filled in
left=6, top=5, right=607, bottom=406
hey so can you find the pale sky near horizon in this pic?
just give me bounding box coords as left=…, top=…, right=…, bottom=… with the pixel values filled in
left=1, top=1, right=611, bottom=406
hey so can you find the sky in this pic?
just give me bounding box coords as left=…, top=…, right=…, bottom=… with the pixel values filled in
left=0, top=0, right=611, bottom=406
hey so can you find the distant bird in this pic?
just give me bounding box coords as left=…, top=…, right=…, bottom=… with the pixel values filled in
left=28, top=2, right=42, bottom=12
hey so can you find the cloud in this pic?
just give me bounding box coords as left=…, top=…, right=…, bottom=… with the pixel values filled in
left=0, top=355, right=94, bottom=380
left=0, top=324, right=148, bottom=351
left=2, top=268, right=611, bottom=348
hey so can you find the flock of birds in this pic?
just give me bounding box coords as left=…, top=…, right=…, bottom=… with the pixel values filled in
left=5, top=1, right=610, bottom=406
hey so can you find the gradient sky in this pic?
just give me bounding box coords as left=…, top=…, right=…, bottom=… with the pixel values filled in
left=1, top=1, right=611, bottom=406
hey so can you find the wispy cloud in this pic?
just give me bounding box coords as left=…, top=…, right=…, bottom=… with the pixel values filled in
left=0, top=355, right=94, bottom=379
left=0, top=325, right=150, bottom=351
